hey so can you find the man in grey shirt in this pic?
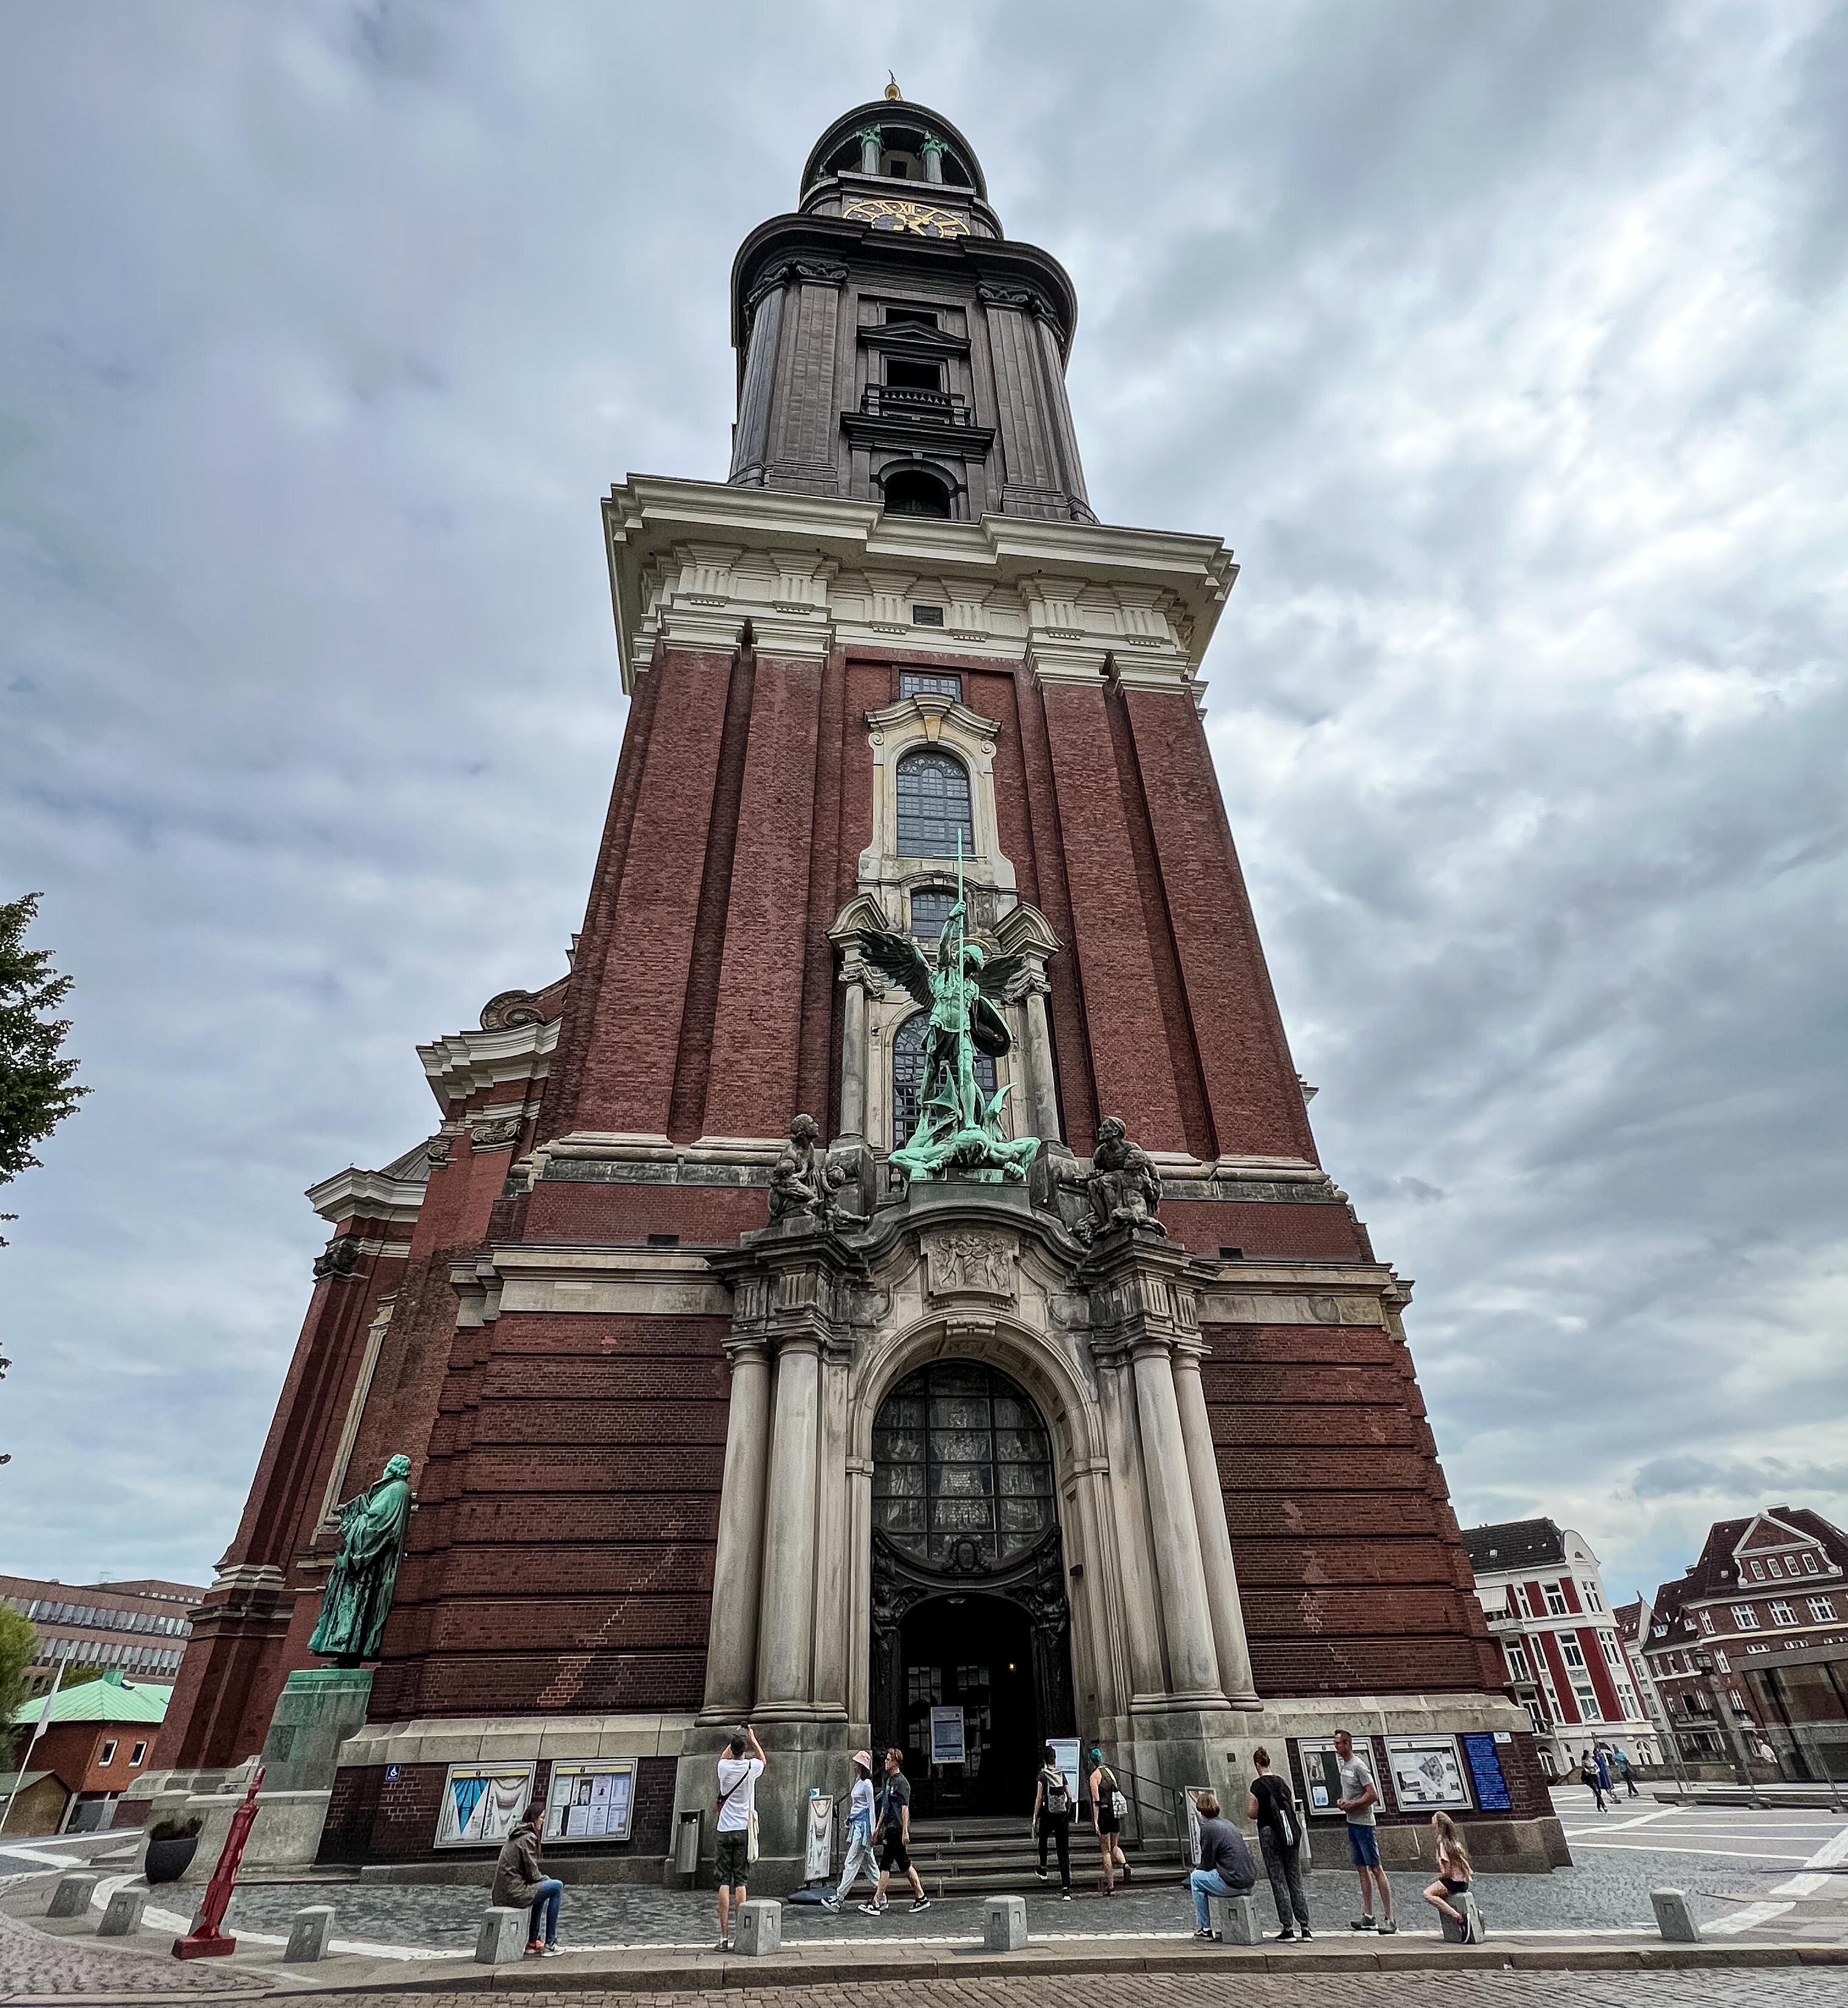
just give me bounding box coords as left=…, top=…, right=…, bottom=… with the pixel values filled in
left=1332, top=1730, right=1395, bottom=1933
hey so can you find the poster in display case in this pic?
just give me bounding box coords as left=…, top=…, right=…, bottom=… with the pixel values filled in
left=435, top=1762, right=535, bottom=1848
left=543, top=1759, right=637, bottom=1842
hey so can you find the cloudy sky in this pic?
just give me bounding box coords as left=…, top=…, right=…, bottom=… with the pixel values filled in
left=2, top=1, right=1843, bottom=1615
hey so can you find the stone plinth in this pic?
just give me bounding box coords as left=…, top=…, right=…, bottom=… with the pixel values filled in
left=178, top=1788, right=333, bottom=1883
left=732, top=1899, right=782, bottom=1955
left=286, top=1905, right=336, bottom=1960
left=47, top=1873, right=97, bottom=1918
left=1652, top=1888, right=1701, bottom=1942
left=983, top=1894, right=1027, bottom=1949
left=475, top=1907, right=529, bottom=1963
left=260, top=1666, right=373, bottom=1792
left=1209, top=1893, right=1260, bottom=1944
left=98, top=1886, right=147, bottom=1937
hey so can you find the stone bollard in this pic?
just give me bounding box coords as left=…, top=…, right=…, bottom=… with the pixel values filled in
left=983, top=1894, right=1027, bottom=1951
left=47, top=1872, right=99, bottom=1919
left=475, top=1906, right=530, bottom=1963
left=731, top=1899, right=782, bottom=1956
left=1440, top=1891, right=1484, bottom=1944
left=1652, top=1889, right=1702, bottom=1943
left=98, top=1886, right=147, bottom=1937
left=285, top=1905, right=336, bottom=1962
left=1209, top=1893, right=1261, bottom=1945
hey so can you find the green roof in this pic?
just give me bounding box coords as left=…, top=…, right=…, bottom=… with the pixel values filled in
left=10, top=1670, right=172, bottom=1728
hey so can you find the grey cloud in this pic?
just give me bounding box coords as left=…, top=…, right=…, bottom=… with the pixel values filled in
left=1, top=1, right=1843, bottom=1604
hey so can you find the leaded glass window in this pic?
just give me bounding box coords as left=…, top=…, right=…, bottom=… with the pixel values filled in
left=872, top=1361, right=1054, bottom=1569
left=911, top=886, right=957, bottom=939
left=893, top=1011, right=994, bottom=1148
left=895, top=749, right=974, bottom=856
left=900, top=671, right=962, bottom=702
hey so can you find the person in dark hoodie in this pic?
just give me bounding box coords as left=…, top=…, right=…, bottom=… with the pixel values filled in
left=493, top=1812, right=563, bottom=1956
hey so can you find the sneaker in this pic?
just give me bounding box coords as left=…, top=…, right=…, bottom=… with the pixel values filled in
left=1298, top=1927, right=1314, bottom=1940
left=821, top=1896, right=840, bottom=1913
left=1061, top=1891, right=1071, bottom=1902
left=542, top=1943, right=564, bottom=1956
left=716, top=1937, right=728, bottom=1951
left=1377, top=1919, right=1398, bottom=1935
left=1036, top=1867, right=1049, bottom=1881
left=857, top=1901, right=884, bottom=1916
left=1193, top=1926, right=1216, bottom=1940
left=1273, top=1929, right=1296, bottom=1941
left=909, top=1897, right=931, bottom=1913
left=1351, top=1916, right=1376, bottom=1931
left=526, top=1940, right=545, bottom=1955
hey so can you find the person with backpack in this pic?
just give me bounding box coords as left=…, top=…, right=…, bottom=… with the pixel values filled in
left=1583, top=1749, right=1608, bottom=1812
left=714, top=1723, right=765, bottom=1951
left=821, top=1750, right=879, bottom=1913
left=1245, top=1746, right=1312, bottom=1941
left=1088, top=1745, right=1129, bottom=1896
left=1031, top=1742, right=1074, bottom=1898
left=1421, top=1811, right=1482, bottom=1940
left=1616, top=1750, right=1641, bottom=1798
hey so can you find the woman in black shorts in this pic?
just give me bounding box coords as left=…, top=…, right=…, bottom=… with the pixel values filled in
left=1088, top=1745, right=1128, bottom=1894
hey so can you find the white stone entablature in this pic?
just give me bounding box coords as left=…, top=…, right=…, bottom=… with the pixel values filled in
left=603, top=475, right=1238, bottom=692
left=418, top=1016, right=559, bottom=1110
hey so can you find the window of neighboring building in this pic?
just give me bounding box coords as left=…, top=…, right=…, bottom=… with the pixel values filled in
left=1700, top=1610, right=1715, bottom=1633
left=1746, top=1643, right=1770, bottom=1654
left=1732, top=1605, right=1759, bottom=1630
left=900, top=670, right=962, bottom=703
left=1748, top=1560, right=1764, bottom=1581
left=1583, top=1580, right=1604, bottom=1612
left=1729, top=1689, right=1749, bottom=1715
left=911, top=887, right=958, bottom=939
left=893, top=1011, right=994, bottom=1148
left=1513, top=1585, right=1531, bottom=1618
left=1714, top=1650, right=1731, bottom=1673
left=1574, top=1684, right=1601, bottom=1721
left=895, top=749, right=974, bottom=856
left=1561, top=1636, right=1586, bottom=1670
left=1524, top=1701, right=1548, bottom=1737
left=1616, top=1683, right=1640, bottom=1715
left=1770, top=1601, right=1797, bottom=1627
left=1544, top=1583, right=1569, bottom=1617
left=129, top=1742, right=146, bottom=1767
left=1504, top=1641, right=1530, bottom=1680
left=1809, top=1597, right=1837, bottom=1622
left=98, top=1740, right=117, bottom=1766
left=1803, top=1550, right=1820, bottom=1574
left=1600, top=1633, right=1623, bottom=1666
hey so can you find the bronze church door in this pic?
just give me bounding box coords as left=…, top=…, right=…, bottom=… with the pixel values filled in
left=869, top=1360, right=1076, bottom=1816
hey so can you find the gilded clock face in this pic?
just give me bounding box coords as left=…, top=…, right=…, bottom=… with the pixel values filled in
left=843, top=196, right=970, bottom=240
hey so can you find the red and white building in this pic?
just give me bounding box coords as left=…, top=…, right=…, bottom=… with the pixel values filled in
left=1640, top=1507, right=1848, bottom=1765
left=1461, top=1519, right=1657, bottom=1776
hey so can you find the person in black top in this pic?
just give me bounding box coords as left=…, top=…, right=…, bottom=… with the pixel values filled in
left=1030, top=1743, right=1074, bottom=1897
left=1246, top=1746, right=1312, bottom=1940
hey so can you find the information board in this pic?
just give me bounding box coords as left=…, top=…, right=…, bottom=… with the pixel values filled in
left=930, top=1706, right=966, bottom=1765
left=1460, top=1732, right=1512, bottom=1811
left=1050, top=1737, right=1081, bottom=1807
left=1383, top=1735, right=1473, bottom=1812
left=543, top=1759, right=637, bottom=1842
left=1295, top=1737, right=1353, bottom=1817
left=804, top=1793, right=835, bottom=1881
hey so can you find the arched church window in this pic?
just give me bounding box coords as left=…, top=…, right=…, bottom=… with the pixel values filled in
left=895, top=749, right=972, bottom=855
left=892, top=1011, right=994, bottom=1148
left=910, top=885, right=957, bottom=938
left=873, top=1361, right=1054, bottom=1570
left=882, top=466, right=953, bottom=518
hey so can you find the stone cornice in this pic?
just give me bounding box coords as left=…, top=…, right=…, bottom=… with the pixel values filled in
left=418, top=1017, right=559, bottom=1109
left=603, top=475, right=1236, bottom=696
left=305, top=1165, right=427, bottom=1228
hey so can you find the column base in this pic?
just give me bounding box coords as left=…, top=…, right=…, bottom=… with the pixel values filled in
left=669, top=1717, right=865, bottom=1897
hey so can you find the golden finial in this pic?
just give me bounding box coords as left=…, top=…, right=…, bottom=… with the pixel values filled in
left=884, top=72, right=901, bottom=101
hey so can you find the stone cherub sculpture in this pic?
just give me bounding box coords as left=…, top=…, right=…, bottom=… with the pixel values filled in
left=309, top=1453, right=414, bottom=1665
left=856, top=873, right=1040, bottom=1184
left=768, top=1113, right=865, bottom=1228
left=1063, top=1115, right=1167, bottom=1242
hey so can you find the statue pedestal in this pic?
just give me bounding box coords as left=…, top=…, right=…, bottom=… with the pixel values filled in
left=260, top=1666, right=373, bottom=1792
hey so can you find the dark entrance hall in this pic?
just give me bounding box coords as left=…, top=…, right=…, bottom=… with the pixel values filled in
left=898, top=1593, right=1038, bottom=1816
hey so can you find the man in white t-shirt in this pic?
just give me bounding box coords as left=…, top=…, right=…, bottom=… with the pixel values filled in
left=714, top=1723, right=766, bottom=1950
left=1333, top=1729, right=1395, bottom=1934
left=821, top=1750, right=878, bottom=1911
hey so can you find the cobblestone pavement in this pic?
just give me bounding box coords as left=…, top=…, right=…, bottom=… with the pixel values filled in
left=0, top=1881, right=250, bottom=1995
left=290, top=1973, right=1848, bottom=2007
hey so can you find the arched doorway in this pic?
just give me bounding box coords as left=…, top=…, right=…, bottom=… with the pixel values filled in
left=869, top=1360, right=1075, bottom=1814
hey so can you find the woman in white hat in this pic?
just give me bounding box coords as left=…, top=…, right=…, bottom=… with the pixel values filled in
left=821, top=1750, right=879, bottom=1913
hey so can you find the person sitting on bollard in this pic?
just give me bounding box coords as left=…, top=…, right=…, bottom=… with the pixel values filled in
left=492, top=1812, right=563, bottom=1957
left=821, top=1750, right=879, bottom=1913
left=1421, top=1811, right=1481, bottom=1941
left=1185, top=1790, right=1256, bottom=1940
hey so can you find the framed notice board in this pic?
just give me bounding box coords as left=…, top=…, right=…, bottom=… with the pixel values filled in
left=543, top=1759, right=637, bottom=1842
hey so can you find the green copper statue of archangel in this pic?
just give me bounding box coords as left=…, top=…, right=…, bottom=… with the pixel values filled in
left=857, top=848, right=1040, bottom=1184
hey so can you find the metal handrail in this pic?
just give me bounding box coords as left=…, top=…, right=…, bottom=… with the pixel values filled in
left=1096, top=1757, right=1186, bottom=1853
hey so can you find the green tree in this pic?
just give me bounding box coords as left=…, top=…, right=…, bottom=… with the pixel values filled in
left=0, top=1608, right=37, bottom=1769
left=0, top=892, right=88, bottom=1250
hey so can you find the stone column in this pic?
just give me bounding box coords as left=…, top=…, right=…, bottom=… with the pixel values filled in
left=1131, top=1341, right=1225, bottom=1704
left=1172, top=1343, right=1259, bottom=1704
left=700, top=1339, right=771, bottom=1721
left=1020, top=978, right=1061, bottom=1140
left=754, top=1336, right=821, bottom=1712
left=1094, top=1358, right=1166, bottom=1701
left=856, top=126, right=882, bottom=175
left=838, top=974, right=869, bottom=1141
left=920, top=136, right=947, bottom=185
left=809, top=1346, right=852, bottom=1718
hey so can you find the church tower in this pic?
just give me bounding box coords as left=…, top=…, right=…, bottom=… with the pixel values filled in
left=154, top=95, right=1561, bottom=1881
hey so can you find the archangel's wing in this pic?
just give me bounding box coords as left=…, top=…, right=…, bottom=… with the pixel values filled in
left=974, top=952, right=1028, bottom=1001
left=856, top=926, right=936, bottom=1011
left=970, top=992, right=1013, bottom=1058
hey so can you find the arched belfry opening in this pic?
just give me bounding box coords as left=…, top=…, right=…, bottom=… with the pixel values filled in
left=869, top=1359, right=1075, bottom=1814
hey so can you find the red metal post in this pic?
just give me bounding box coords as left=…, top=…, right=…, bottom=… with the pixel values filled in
left=170, top=1764, right=264, bottom=1960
